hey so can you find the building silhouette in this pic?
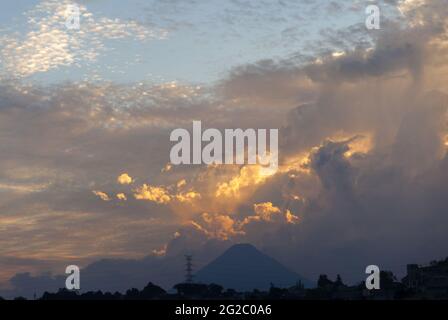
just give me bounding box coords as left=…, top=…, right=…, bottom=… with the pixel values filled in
left=403, top=258, right=448, bottom=299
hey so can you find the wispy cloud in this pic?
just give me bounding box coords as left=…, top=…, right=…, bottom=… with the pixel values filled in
left=0, top=0, right=167, bottom=79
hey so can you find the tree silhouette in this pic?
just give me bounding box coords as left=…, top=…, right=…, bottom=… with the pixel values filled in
left=207, top=283, right=223, bottom=297
left=140, top=282, right=166, bottom=299
left=13, top=296, right=27, bottom=300
left=317, top=275, right=333, bottom=289
left=335, top=274, right=344, bottom=287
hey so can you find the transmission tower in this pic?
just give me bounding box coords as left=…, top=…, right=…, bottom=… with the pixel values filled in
left=185, top=254, right=194, bottom=283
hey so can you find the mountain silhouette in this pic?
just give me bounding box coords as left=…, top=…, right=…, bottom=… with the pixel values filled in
left=195, top=243, right=312, bottom=291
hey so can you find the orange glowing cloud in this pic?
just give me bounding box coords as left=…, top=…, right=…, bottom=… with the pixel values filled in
left=116, top=193, right=127, bottom=201
left=117, top=173, right=133, bottom=185
left=253, top=202, right=281, bottom=221
left=215, top=165, right=276, bottom=199
left=133, top=184, right=171, bottom=204
left=92, top=190, right=111, bottom=201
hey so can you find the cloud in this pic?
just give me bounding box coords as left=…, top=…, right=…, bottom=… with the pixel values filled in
left=285, top=210, right=299, bottom=224
left=215, top=165, right=276, bottom=200
left=178, top=202, right=299, bottom=243
left=161, top=163, right=172, bottom=173
left=133, top=184, right=171, bottom=204
left=252, top=202, right=281, bottom=221
left=92, top=190, right=111, bottom=201
left=116, top=193, right=127, bottom=201
left=176, top=179, right=186, bottom=188
left=175, top=191, right=201, bottom=203
left=190, top=213, right=242, bottom=241
left=117, top=173, right=133, bottom=185
left=0, top=0, right=167, bottom=79
left=0, top=182, right=49, bottom=194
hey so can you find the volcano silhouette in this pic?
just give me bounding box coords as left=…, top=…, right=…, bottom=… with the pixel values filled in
left=195, top=243, right=312, bottom=291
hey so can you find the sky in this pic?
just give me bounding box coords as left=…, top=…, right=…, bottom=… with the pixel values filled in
left=0, top=0, right=398, bottom=84
left=1, top=0, right=448, bottom=297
